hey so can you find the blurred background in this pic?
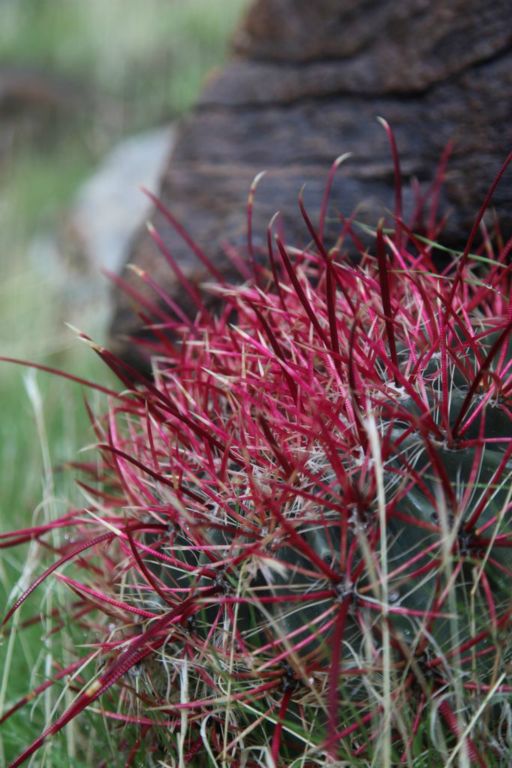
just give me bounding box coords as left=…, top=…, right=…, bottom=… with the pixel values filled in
left=0, top=2, right=247, bottom=763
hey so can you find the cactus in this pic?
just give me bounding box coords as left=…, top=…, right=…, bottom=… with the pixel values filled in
left=1, top=138, right=512, bottom=767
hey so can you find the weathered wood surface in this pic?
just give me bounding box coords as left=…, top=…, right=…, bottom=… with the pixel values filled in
left=110, top=0, right=512, bottom=364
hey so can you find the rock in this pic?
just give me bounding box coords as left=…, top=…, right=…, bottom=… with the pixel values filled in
left=110, top=0, right=512, bottom=367
left=28, top=127, right=175, bottom=338
left=69, top=127, right=175, bottom=279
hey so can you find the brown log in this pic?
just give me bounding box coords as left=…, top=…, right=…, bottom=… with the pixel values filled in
left=110, top=0, right=512, bottom=367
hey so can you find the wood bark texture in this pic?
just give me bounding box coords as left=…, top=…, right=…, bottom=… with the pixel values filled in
left=110, top=0, right=512, bottom=366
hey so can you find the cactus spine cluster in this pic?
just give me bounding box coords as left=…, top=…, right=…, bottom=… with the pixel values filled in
left=2, top=142, right=512, bottom=767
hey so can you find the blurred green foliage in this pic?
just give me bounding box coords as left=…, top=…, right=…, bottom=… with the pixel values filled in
left=0, top=2, right=248, bottom=763
left=0, top=0, right=247, bottom=120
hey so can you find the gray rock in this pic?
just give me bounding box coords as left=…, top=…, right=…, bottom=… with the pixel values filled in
left=70, top=126, right=175, bottom=278
left=27, top=127, right=175, bottom=339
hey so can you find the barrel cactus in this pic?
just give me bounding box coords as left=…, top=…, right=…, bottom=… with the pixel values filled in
left=2, top=140, right=512, bottom=767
